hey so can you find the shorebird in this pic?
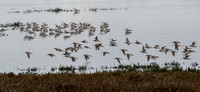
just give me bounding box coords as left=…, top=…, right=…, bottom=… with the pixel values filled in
left=110, top=42, right=117, bottom=47
left=153, top=45, right=160, bottom=49
left=145, top=44, right=152, bottom=49
left=48, top=53, right=55, bottom=57
left=121, top=49, right=128, bottom=55
left=141, top=46, right=147, bottom=53
left=102, top=51, right=110, bottom=56
left=83, top=54, right=91, bottom=61
left=183, top=55, right=191, bottom=60
left=126, top=53, right=134, bottom=60
left=81, top=40, right=88, bottom=43
left=25, top=52, right=32, bottom=59
left=135, top=40, right=142, bottom=44
left=115, top=57, right=122, bottom=64
left=72, top=42, right=79, bottom=48
left=173, top=41, right=180, bottom=51
left=190, top=41, right=197, bottom=47
left=111, top=38, right=117, bottom=42
left=94, top=36, right=100, bottom=42
left=125, top=38, right=132, bottom=45
left=159, top=46, right=166, bottom=53
left=151, top=55, right=159, bottom=60
left=170, top=50, right=176, bottom=56
left=165, top=48, right=170, bottom=55
left=70, top=56, right=78, bottom=62
left=84, top=46, right=91, bottom=49
left=54, top=48, right=64, bottom=52
left=94, top=43, right=103, bottom=51
left=70, top=47, right=77, bottom=52
left=146, top=55, right=152, bottom=62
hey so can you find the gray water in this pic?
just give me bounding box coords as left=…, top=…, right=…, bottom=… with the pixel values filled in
left=1, top=0, right=200, bottom=73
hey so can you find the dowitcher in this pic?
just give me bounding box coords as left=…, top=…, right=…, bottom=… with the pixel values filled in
left=115, top=57, right=122, bottom=64
left=102, top=51, right=111, bottom=56
left=83, top=54, right=91, bottom=61
left=126, top=53, right=134, bottom=60
left=54, top=48, right=64, bottom=52
left=145, top=44, right=152, bottom=49
left=121, top=49, right=128, bottom=55
left=94, top=36, right=100, bottom=42
left=25, top=52, right=32, bottom=59
left=48, top=53, right=55, bottom=57
left=146, top=55, right=152, bottom=62
left=135, top=40, right=142, bottom=44
left=141, top=46, right=147, bottom=53
left=70, top=56, right=78, bottom=62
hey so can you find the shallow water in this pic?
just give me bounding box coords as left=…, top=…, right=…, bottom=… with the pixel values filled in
left=0, top=0, right=200, bottom=73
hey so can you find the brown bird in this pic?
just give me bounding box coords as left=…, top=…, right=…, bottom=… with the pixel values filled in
left=125, top=38, right=132, bottom=45
left=102, top=51, right=111, bottom=56
left=159, top=46, right=166, bottom=52
left=121, top=49, right=128, bottom=55
left=153, top=45, right=160, bottom=49
left=94, top=43, right=103, bottom=51
left=70, top=47, right=78, bottom=52
left=94, top=36, right=100, bottom=42
left=146, top=55, right=152, bottom=62
left=48, top=53, right=55, bottom=57
left=115, top=57, right=122, bottom=64
left=126, top=53, right=134, bottom=60
left=25, top=52, right=32, bottom=59
left=190, top=41, right=197, bottom=47
left=70, top=56, right=78, bottom=62
left=83, top=54, right=91, bottom=61
left=183, top=55, right=191, bottom=60
left=141, top=46, right=147, bottom=53
left=165, top=48, right=170, bottom=55
left=135, top=40, right=142, bottom=44
left=54, top=48, right=64, bottom=52
left=81, top=40, right=88, bottom=43
left=170, top=50, right=176, bottom=56
left=72, top=42, right=79, bottom=48
left=151, top=55, right=159, bottom=60
left=111, top=38, right=117, bottom=42
left=84, top=46, right=91, bottom=49
left=145, top=44, right=152, bottom=49
left=173, top=41, right=180, bottom=51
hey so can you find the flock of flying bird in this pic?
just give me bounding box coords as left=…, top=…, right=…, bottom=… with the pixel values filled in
left=0, top=21, right=198, bottom=64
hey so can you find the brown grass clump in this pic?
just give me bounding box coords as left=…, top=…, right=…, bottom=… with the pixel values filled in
left=0, top=71, right=200, bottom=92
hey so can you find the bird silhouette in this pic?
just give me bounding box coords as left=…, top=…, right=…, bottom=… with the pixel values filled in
left=146, top=55, right=152, bottom=62
left=48, top=53, right=55, bottom=57
left=94, top=36, right=100, bottom=42
left=170, top=50, right=176, bottom=56
left=121, top=49, right=128, bottom=55
left=141, top=46, right=147, bottom=53
left=115, top=57, right=122, bottom=64
left=135, top=40, right=142, bottom=44
left=102, top=51, right=111, bottom=56
left=54, top=48, right=64, bottom=52
left=25, top=52, right=32, bottom=59
left=126, top=53, right=134, bottom=60
left=83, top=54, right=91, bottom=61
left=70, top=56, right=78, bottom=62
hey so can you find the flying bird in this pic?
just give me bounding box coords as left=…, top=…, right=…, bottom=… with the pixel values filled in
left=25, top=52, right=32, bottom=59
left=83, top=54, right=91, bottom=61
left=47, top=53, right=55, bottom=57
left=126, top=53, right=134, bottom=60
left=115, top=57, right=122, bottom=64
left=102, top=51, right=111, bottom=56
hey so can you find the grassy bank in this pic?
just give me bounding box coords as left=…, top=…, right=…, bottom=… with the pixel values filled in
left=1, top=71, right=200, bottom=91
left=1, top=62, right=200, bottom=91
